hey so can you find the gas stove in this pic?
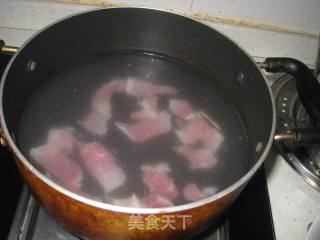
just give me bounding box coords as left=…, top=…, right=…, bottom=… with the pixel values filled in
left=272, top=74, right=320, bottom=190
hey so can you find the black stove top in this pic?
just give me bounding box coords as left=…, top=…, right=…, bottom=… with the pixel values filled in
left=0, top=54, right=23, bottom=240
left=1, top=53, right=275, bottom=240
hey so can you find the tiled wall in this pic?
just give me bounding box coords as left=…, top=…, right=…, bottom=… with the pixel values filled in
left=191, top=0, right=320, bottom=33
left=46, top=0, right=320, bottom=34
left=0, top=0, right=319, bottom=65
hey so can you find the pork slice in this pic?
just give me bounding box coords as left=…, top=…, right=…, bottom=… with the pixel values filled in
left=169, top=99, right=194, bottom=119
left=130, top=109, right=158, bottom=120
left=113, top=194, right=142, bottom=208
left=140, top=95, right=158, bottom=110
left=183, top=183, right=217, bottom=202
left=141, top=193, right=173, bottom=208
left=78, top=111, right=110, bottom=136
left=78, top=142, right=126, bottom=193
left=203, top=127, right=224, bottom=153
left=116, top=111, right=172, bottom=143
left=141, top=162, right=178, bottom=200
left=30, top=144, right=82, bottom=191
left=175, top=114, right=224, bottom=153
left=175, top=115, right=209, bottom=145
left=47, top=127, right=76, bottom=155
left=126, top=78, right=177, bottom=97
left=92, top=80, right=126, bottom=115
left=174, top=145, right=218, bottom=170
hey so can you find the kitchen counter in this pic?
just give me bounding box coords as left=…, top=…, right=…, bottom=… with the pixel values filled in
left=1, top=1, right=320, bottom=239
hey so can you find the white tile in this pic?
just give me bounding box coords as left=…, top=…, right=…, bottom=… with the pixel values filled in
left=0, top=27, right=36, bottom=46
left=0, top=0, right=318, bottom=66
left=0, top=0, right=192, bottom=32
left=192, top=0, right=320, bottom=33
left=116, top=0, right=192, bottom=11
left=265, top=149, right=320, bottom=240
left=0, top=0, right=96, bottom=31
left=202, top=20, right=318, bottom=66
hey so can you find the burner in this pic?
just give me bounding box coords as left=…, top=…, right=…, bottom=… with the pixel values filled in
left=272, top=74, right=320, bottom=190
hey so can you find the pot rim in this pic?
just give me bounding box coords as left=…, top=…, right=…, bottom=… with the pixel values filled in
left=0, top=7, right=276, bottom=214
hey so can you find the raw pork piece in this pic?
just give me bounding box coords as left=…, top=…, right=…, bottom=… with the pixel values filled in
left=30, top=144, right=82, bottom=191
left=175, top=114, right=224, bottom=152
left=140, top=95, right=158, bottom=110
left=78, top=142, right=126, bottom=193
left=92, top=80, right=126, bottom=115
left=113, top=194, right=142, bottom=207
left=175, top=115, right=210, bottom=145
left=183, top=183, right=217, bottom=202
left=141, top=193, right=173, bottom=208
left=78, top=111, right=110, bottom=136
left=130, top=95, right=158, bottom=120
left=203, top=128, right=224, bottom=153
left=141, top=162, right=178, bottom=200
left=169, top=99, right=194, bottom=119
left=47, top=127, right=76, bottom=155
left=126, top=78, right=177, bottom=98
left=83, top=80, right=126, bottom=136
left=174, top=145, right=218, bottom=170
left=116, top=111, right=172, bottom=143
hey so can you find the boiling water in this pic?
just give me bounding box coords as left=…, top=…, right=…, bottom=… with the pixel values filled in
left=18, top=51, right=249, bottom=206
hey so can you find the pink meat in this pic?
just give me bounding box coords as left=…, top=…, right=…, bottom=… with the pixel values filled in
left=126, top=78, right=177, bottom=97
left=203, top=128, right=224, bottom=153
left=113, top=194, right=142, bottom=208
left=141, top=162, right=178, bottom=200
left=140, top=95, right=158, bottom=110
left=141, top=193, right=173, bottom=208
left=175, top=146, right=218, bottom=170
left=47, top=127, right=76, bottom=155
left=78, top=111, right=110, bottom=136
left=169, top=99, right=194, bottom=119
left=175, top=115, right=224, bottom=152
left=30, top=144, right=82, bottom=191
left=92, top=80, right=126, bottom=115
left=175, top=115, right=210, bottom=145
left=116, top=111, right=172, bottom=143
left=183, top=183, right=217, bottom=202
left=130, top=109, right=158, bottom=120
left=78, top=142, right=126, bottom=193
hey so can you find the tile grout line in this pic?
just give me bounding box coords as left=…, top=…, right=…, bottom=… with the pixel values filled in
left=189, top=0, right=194, bottom=11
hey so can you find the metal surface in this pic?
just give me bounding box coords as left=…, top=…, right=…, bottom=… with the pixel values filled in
left=0, top=7, right=275, bottom=240
left=274, top=132, right=297, bottom=141
left=1, top=46, right=18, bottom=54
left=0, top=135, right=6, bottom=147
left=7, top=187, right=38, bottom=240
left=272, top=74, right=320, bottom=191
left=256, top=61, right=268, bottom=69
left=8, top=187, right=230, bottom=240
left=0, top=40, right=18, bottom=54
left=7, top=168, right=275, bottom=240
left=0, top=7, right=275, bottom=212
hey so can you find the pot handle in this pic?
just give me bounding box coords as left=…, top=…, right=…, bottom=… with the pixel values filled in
left=260, top=58, right=320, bottom=127
left=0, top=39, right=18, bottom=55
left=258, top=57, right=320, bottom=146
